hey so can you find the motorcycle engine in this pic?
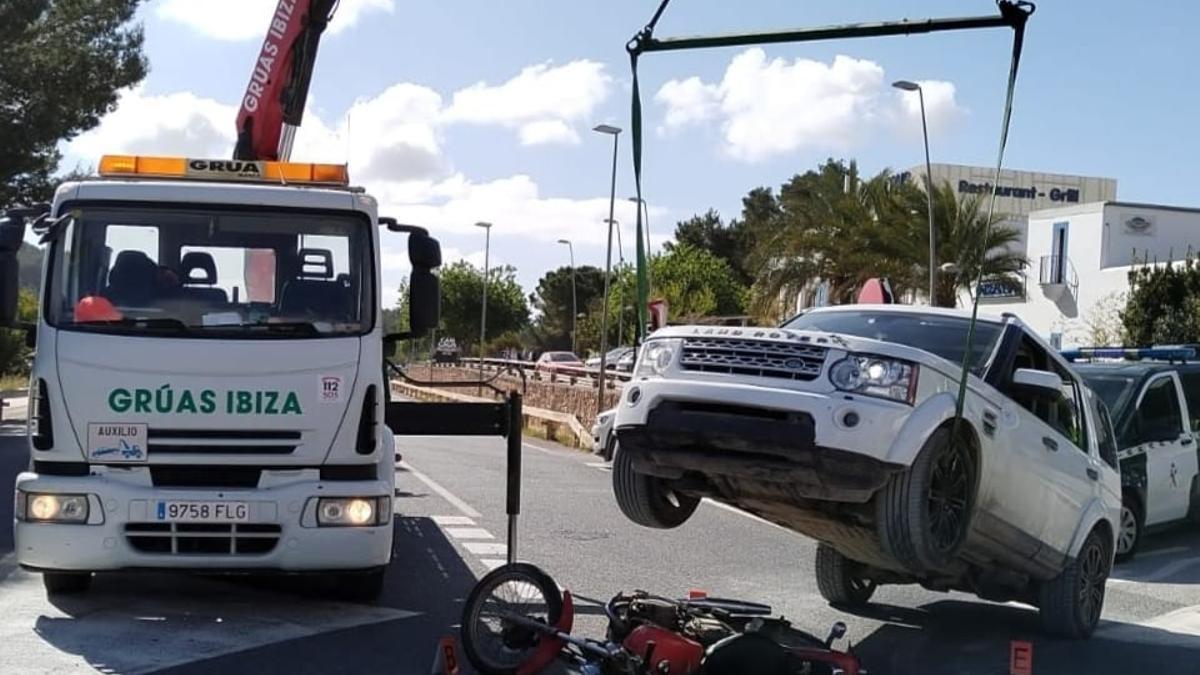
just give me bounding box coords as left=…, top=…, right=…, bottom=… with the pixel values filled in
left=626, top=595, right=682, bottom=630
left=683, top=615, right=735, bottom=645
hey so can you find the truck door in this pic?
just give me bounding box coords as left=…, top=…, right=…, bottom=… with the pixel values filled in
left=1134, top=374, right=1196, bottom=526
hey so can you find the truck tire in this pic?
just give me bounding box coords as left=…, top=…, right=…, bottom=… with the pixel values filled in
left=877, top=427, right=975, bottom=573
left=612, top=445, right=699, bottom=529
left=1115, top=494, right=1142, bottom=563
left=814, top=544, right=876, bottom=606
left=333, top=568, right=386, bottom=603
left=43, top=572, right=91, bottom=595
left=1038, top=527, right=1110, bottom=638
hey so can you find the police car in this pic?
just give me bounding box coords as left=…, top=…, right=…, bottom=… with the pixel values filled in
left=1068, top=347, right=1200, bottom=561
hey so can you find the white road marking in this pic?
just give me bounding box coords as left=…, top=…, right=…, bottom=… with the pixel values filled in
left=446, top=527, right=494, bottom=540
left=585, top=462, right=611, bottom=470
left=481, top=558, right=509, bottom=570
left=701, top=498, right=790, bottom=534
left=522, top=442, right=558, bottom=456
left=400, top=460, right=482, bottom=518
left=463, top=542, right=509, bottom=556
left=431, top=515, right=476, bottom=526
left=0, top=561, right=418, bottom=675
left=1098, top=605, right=1200, bottom=645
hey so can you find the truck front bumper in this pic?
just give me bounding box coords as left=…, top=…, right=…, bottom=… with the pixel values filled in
left=13, top=471, right=393, bottom=573
left=614, top=379, right=909, bottom=502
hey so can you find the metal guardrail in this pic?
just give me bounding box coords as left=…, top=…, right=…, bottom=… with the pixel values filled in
left=457, top=357, right=632, bottom=389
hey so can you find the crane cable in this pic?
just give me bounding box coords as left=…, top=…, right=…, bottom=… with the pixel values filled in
left=626, top=0, right=1034, bottom=436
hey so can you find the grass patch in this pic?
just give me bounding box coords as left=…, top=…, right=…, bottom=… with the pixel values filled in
left=0, top=373, right=28, bottom=392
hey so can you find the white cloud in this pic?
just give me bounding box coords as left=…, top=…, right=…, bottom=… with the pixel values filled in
left=156, top=0, right=394, bottom=42
left=892, top=80, right=963, bottom=135
left=655, top=49, right=964, bottom=162
left=444, top=61, right=612, bottom=146
left=67, top=86, right=237, bottom=161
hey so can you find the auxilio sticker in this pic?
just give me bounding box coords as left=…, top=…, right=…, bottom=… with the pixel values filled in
left=319, top=375, right=343, bottom=402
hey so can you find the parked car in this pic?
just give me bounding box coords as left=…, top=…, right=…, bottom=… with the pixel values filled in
left=536, top=351, right=584, bottom=373
left=592, top=408, right=617, bottom=460
left=434, top=337, right=460, bottom=364
left=612, top=305, right=1121, bottom=638
left=1068, top=347, right=1200, bottom=561
left=585, top=347, right=635, bottom=371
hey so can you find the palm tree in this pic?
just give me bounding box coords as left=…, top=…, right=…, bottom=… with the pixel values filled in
left=884, top=180, right=1026, bottom=307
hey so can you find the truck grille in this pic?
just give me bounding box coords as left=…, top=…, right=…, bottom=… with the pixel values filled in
left=148, top=428, right=301, bottom=456
left=125, top=522, right=281, bottom=555
left=680, top=338, right=828, bottom=381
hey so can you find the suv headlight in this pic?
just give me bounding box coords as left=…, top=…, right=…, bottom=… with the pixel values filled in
left=829, top=354, right=919, bottom=404
left=634, top=339, right=681, bottom=378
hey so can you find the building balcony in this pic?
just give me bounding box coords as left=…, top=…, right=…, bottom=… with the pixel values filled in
left=1039, top=254, right=1079, bottom=302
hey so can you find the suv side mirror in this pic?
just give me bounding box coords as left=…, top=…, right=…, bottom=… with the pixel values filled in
left=1012, top=368, right=1063, bottom=399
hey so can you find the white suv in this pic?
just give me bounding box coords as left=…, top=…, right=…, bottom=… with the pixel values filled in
left=612, top=305, right=1121, bottom=638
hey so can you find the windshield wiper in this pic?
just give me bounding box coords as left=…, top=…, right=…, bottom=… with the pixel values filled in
left=249, top=321, right=322, bottom=335
left=76, top=317, right=189, bottom=332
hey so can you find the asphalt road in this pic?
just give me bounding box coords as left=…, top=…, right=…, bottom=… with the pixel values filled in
left=3, top=422, right=1200, bottom=674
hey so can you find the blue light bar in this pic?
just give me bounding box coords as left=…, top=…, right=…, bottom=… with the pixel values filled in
left=1061, top=346, right=1196, bottom=362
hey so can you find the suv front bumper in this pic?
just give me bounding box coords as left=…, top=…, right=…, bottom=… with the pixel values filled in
left=614, top=379, right=909, bottom=502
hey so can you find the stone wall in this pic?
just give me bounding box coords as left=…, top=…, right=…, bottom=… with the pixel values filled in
left=400, top=365, right=622, bottom=424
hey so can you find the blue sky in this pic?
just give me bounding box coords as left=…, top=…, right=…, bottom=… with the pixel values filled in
left=62, top=0, right=1200, bottom=305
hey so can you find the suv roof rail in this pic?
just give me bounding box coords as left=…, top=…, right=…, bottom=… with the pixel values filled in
left=1061, top=346, right=1196, bottom=363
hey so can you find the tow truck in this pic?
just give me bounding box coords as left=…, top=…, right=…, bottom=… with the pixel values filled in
left=0, top=0, right=453, bottom=599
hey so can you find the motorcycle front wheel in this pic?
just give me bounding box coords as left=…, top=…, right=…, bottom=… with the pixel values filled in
left=461, top=563, right=564, bottom=675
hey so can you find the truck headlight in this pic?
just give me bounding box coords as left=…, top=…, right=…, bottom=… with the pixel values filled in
left=317, top=496, right=391, bottom=527
left=829, top=354, right=918, bottom=404
left=17, top=492, right=89, bottom=523
left=634, top=339, right=681, bottom=378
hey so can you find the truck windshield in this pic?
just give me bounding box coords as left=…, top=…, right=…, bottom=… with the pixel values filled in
left=782, top=310, right=1003, bottom=372
left=46, top=206, right=373, bottom=338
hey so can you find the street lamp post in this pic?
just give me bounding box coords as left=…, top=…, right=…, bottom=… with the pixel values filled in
left=593, top=124, right=621, bottom=415
left=893, top=80, right=936, bottom=306
left=556, top=239, right=577, bottom=354
left=475, top=221, right=492, bottom=395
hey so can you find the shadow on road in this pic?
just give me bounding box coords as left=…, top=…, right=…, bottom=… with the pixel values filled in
left=844, top=598, right=1200, bottom=675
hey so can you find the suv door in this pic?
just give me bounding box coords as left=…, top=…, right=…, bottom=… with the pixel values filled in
left=1129, top=373, right=1196, bottom=526
left=996, top=331, right=1097, bottom=563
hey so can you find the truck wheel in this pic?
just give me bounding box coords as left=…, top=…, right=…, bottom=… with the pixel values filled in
left=1039, top=527, right=1110, bottom=638
left=1115, top=495, right=1142, bottom=563
left=814, top=544, right=876, bottom=606
left=877, top=427, right=975, bottom=573
left=43, top=572, right=92, bottom=595
left=612, top=445, right=699, bottom=529
left=332, top=568, right=386, bottom=603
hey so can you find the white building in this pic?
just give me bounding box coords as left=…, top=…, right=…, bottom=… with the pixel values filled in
left=979, top=201, right=1200, bottom=347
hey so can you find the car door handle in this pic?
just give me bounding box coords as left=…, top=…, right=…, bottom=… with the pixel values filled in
left=1087, top=467, right=1099, bottom=481
left=1042, top=436, right=1059, bottom=451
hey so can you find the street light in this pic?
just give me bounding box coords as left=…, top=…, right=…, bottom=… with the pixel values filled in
left=608, top=219, right=626, bottom=348
left=475, top=221, right=492, bottom=395
left=593, top=123, right=621, bottom=415
left=556, top=239, right=577, bottom=354
left=893, top=79, right=936, bottom=306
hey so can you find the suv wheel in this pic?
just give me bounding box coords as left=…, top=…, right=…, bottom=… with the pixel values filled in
left=43, top=572, right=92, bottom=595
left=1115, top=496, right=1142, bottom=563
left=1039, top=528, right=1110, bottom=638
left=814, top=544, right=876, bottom=606
left=612, top=445, right=699, bottom=529
left=877, top=427, right=975, bottom=573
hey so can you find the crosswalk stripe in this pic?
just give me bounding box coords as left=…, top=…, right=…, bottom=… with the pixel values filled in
left=446, top=527, right=494, bottom=540
left=463, top=542, right=508, bottom=556
left=431, top=515, right=476, bottom=526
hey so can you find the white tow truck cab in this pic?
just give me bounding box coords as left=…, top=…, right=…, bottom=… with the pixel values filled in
left=0, top=155, right=441, bottom=598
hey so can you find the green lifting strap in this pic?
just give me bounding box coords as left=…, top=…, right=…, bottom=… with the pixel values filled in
left=625, top=1, right=1034, bottom=435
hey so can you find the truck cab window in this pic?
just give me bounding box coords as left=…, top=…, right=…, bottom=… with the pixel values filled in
left=1180, top=371, right=1200, bottom=433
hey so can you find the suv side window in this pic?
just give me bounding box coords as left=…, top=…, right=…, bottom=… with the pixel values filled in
left=1003, top=333, right=1087, bottom=451
left=1134, top=375, right=1184, bottom=444
left=1180, top=370, right=1200, bottom=433
left=1092, top=394, right=1119, bottom=469
left=1050, top=358, right=1087, bottom=452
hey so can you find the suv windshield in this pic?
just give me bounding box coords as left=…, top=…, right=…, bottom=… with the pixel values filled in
left=782, top=310, right=1004, bottom=371
left=46, top=206, right=373, bottom=338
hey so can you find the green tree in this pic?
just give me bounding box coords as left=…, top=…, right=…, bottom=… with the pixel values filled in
left=1122, top=252, right=1200, bottom=346
left=437, top=261, right=529, bottom=355
left=0, top=288, right=38, bottom=376
left=1, top=1, right=148, bottom=206
left=665, top=209, right=753, bottom=286
left=529, top=265, right=605, bottom=350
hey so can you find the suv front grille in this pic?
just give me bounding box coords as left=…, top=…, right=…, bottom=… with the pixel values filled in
left=125, top=522, right=281, bottom=555
left=680, top=338, right=828, bottom=381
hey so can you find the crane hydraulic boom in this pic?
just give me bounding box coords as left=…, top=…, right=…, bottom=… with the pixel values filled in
left=234, top=0, right=339, bottom=162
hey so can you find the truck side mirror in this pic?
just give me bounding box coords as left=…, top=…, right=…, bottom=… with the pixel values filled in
left=0, top=213, right=28, bottom=326
left=408, top=267, right=440, bottom=338
left=409, top=231, right=441, bottom=269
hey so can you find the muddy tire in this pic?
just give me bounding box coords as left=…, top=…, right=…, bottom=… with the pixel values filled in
left=877, top=427, right=975, bottom=573
left=612, top=445, right=699, bottom=529
left=1115, top=496, right=1141, bottom=563
left=1039, top=527, right=1111, bottom=639
left=815, top=544, right=877, bottom=606
left=43, top=572, right=91, bottom=595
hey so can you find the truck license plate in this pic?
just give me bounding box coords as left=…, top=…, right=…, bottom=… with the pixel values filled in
left=156, top=501, right=250, bottom=523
